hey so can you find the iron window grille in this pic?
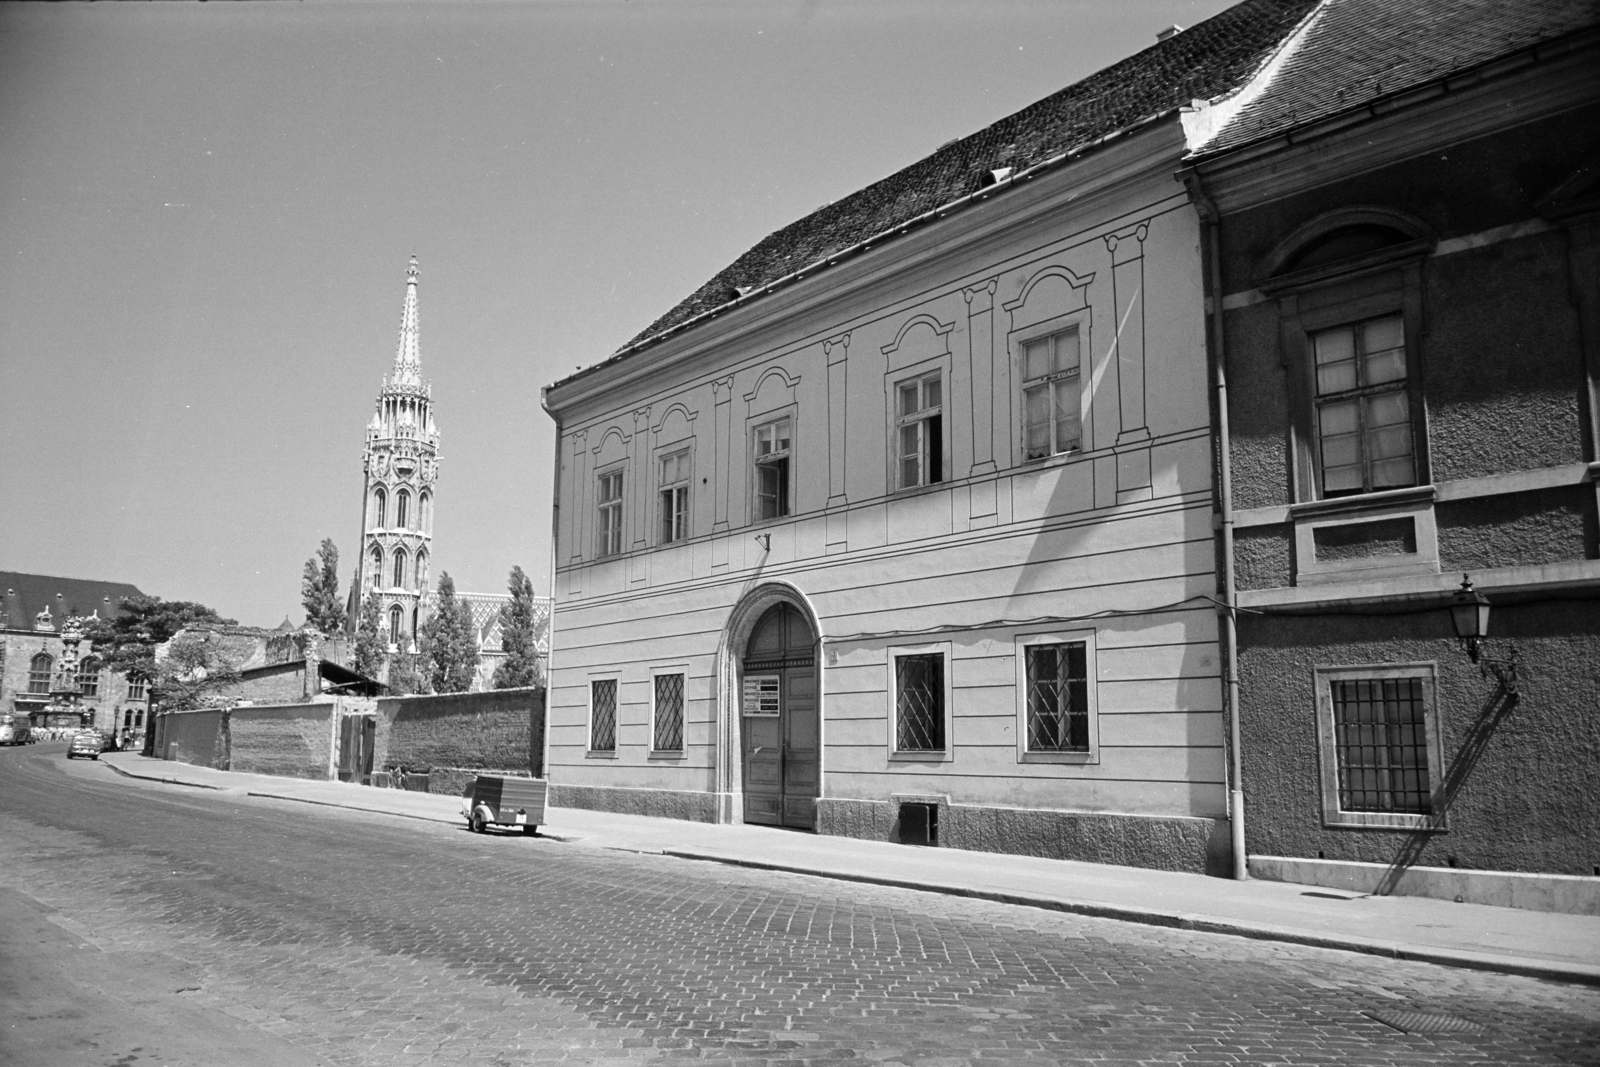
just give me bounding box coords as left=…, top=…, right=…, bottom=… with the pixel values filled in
left=597, top=470, right=624, bottom=556
left=1331, top=676, right=1432, bottom=814
left=1025, top=643, right=1088, bottom=752
left=1021, top=327, right=1082, bottom=460
left=754, top=418, right=791, bottom=520
left=28, top=654, right=52, bottom=695
left=77, top=658, right=100, bottom=697
left=895, top=654, right=945, bottom=752
left=895, top=374, right=943, bottom=489
left=653, top=673, right=684, bottom=752
left=590, top=678, right=617, bottom=752
left=1312, top=314, right=1415, bottom=497
left=659, top=451, right=690, bottom=543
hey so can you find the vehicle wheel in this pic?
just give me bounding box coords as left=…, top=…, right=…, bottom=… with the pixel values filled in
left=469, top=811, right=487, bottom=834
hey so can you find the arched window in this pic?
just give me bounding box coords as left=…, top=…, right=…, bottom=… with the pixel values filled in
left=415, top=549, right=429, bottom=590
left=369, top=545, right=383, bottom=590
left=28, top=653, right=53, bottom=695
left=396, top=489, right=411, bottom=530
left=389, top=605, right=404, bottom=645
left=419, top=491, right=432, bottom=534
left=77, top=656, right=100, bottom=697
left=392, top=548, right=408, bottom=589
left=373, top=487, right=387, bottom=529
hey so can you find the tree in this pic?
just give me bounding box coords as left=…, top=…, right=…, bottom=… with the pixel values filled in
left=350, top=594, right=387, bottom=679
left=491, top=565, right=543, bottom=689
left=420, top=572, right=479, bottom=694
left=153, top=629, right=244, bottom=711
left=301, top=538, right=346, bottom=634
left=82, top=596, right=237, bottom=688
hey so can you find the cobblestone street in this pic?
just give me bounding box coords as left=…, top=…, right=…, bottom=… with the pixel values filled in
left=2, top=745, right=1597, bottom=1067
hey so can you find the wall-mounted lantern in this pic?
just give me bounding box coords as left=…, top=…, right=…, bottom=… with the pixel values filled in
left=1449, top=574, right=1519, bottom=698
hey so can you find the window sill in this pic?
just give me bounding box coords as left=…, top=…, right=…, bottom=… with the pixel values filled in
left=1290, top=483, right=1435, bottom=520
left=1018, top=750, right=1097, bottom=765
left=584, top=749, right=618, bottom=759
left=889, top=750, right=949, bottom=763
left=648, top=749, right=686, bottom=760
left=1323, top=810, right=1445, bottom=831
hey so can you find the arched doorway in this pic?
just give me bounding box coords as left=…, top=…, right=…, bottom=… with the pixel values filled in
left=740, top=602, right=818, bottom=829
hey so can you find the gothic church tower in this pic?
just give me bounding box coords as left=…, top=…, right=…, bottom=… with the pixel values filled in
left=355, top=257, right=439, bottom=650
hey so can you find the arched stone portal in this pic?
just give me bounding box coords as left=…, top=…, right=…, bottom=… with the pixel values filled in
left=736, top=599, right=819, bottom=829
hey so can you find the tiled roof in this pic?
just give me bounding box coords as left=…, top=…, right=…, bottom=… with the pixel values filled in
left=1200, top=0, right=1600, bottom=156
left=0, top=571, right=146, bottom=632
left=580, top=0, right=1320, bottom=374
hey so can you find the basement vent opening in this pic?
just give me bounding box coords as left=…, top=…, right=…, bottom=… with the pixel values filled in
left=1364, top=1010, right=1487, bottom=1036
left=897, top=801, right=938, bottom=847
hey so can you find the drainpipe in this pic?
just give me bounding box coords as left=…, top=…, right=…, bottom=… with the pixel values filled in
left=539, top=388, right=561, bottom=785
left=1183, top=169, right=1248, bottom=881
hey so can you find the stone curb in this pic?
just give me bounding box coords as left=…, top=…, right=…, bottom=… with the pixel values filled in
left=101, top=760, right=227, bottom=791
left=659, top=848, right=1600, bottom=989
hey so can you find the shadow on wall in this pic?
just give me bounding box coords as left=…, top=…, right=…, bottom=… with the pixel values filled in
left=1376, top=677, right=1517, bottom=895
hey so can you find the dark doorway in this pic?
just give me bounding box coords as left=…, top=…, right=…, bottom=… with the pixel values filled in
left=338, top=715, right=376, bottom=785
left=740, top=602, right=818, bottom=830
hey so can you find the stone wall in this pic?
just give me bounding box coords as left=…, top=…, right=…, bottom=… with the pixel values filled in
left=232, top=662, right=311, bottom=706
left=228, top=703, right=336, bottom=780
left=159, top=708, right=226, bottom=769
left=373, top=688, right=545, bottom=792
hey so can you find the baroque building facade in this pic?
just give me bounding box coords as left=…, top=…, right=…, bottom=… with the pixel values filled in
left=355, top=257, right=440, bottom=652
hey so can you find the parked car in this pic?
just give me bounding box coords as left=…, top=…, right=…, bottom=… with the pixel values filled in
left=66, top=731, right=108, bottom=760
left=0, top=716, right=30, bottom=746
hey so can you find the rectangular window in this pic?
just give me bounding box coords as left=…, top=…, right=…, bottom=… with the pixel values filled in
left=659, top=451, right=690, bottom=543
left=754, top=417, right=791, bottom=520
left=597, top=470, right=624, bottom=557
left=126, top=676, right=147, bottom=701
left=1312, top=314, right=1415, bottom=497
left=1024, top=642, right=1088, bottom=752
left=652, top=672, right=684, bottom=752
left=1315, top=664, right=1441, bottom=829
left=27, top=658, right=51, bottom=695
left=77, top=663, right=99, bottom=697
left=589, top=678, right=617, bottom=752
left=895, top=374, right=943, bottom=489
left=894, top=654, right=945, bottom=753
left=1021, top=328, right=1082, bottom=460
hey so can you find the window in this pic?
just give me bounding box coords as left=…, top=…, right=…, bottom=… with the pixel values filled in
left=887, top=644, right=951, bottom=758
left=1021, top=327, right=1082, bottom=460
left=895, top=373, right=943, bottom=489
left=1014, top=630, right=1099, bottom=763
left=416, top=549, right=429, bottom=590
left=369, top=545, right=384, bottom=590
left=597, top=470, right=624, bottom=557
left=1314, top=664, right=1442, bottom=829
left=659, top=451, right=690, bottom=543
left=652, top=671, right=685, bottom=753
left=373, top=487, right=387, bottom=529
left=388, top=604, right=404, bottom=646
left=1312, top=314, right=1415, bottom=497
left=590, top=678, right=617, bottom=753
left=77, top=657, right=100, bottom=697
left=754, top=417, right=791, bottom=519
left=28, top=653, right=52, bottom=695
left=396, top=488, right=411, bottom=530
left=392, top=548, right=408, bottom=589
left=419, top=491, right=432, bottom=534
left=126, top=675, right=147, bottom=701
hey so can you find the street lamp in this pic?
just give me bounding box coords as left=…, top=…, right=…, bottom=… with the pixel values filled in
left=1448, top=574, right=1519, bottom=697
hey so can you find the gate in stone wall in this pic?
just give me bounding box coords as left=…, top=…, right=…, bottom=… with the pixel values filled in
left=338, top=714, right=376, bottom=784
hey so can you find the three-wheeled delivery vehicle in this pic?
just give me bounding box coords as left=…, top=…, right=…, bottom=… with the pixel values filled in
left=461, top=774, right=547, bottom=835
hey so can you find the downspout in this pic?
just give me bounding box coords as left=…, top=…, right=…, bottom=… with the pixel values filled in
left=1183, top=168, right=1248, bottom=881
left=539, top=387, right=561, bottom=784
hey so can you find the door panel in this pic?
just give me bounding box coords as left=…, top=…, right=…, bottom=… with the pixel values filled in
left=782, top=669, right=819, bottom=829
left=740, top=602, right=820, bottom=831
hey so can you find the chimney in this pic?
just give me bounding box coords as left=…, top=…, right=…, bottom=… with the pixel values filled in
left=1157, top=24, right=1183, bottom=42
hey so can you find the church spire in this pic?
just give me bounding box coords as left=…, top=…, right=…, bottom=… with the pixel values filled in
left=391, top=256, right=422, bottom=387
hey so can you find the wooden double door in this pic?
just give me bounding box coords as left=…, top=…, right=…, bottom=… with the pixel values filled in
left=740, top=603, right=818, bottom=830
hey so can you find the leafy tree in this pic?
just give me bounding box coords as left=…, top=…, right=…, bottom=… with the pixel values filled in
left=82, top=596, right=236, bottom=688
left=152, top=630, right=244, bottom=711
left=491, top=565, right=543, bottom=689
left=350, top=594, right=387, bottom=679
left=420, top=572, right=479, bottom=694
left=386, top=649, right=428, bottom=696
left=300, top=538, right=346, bottom=634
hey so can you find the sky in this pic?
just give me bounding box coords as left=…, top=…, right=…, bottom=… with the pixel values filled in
left=0, top=0, right=1235, bottom=627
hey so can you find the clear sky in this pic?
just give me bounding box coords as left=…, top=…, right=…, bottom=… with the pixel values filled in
left=0, top=0, right=1233, bottom=627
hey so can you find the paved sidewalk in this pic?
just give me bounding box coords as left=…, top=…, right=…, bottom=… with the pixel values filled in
left=101, top=752, right=1600, bottom=986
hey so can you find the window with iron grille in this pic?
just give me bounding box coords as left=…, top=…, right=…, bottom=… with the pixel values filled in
left=1315, top=664, right=1440, bottom=828
left=1025, top=643, right=1088, bottom=752
left=77, top=657, right=100, bottom=697
left=659, top=451, right=690, bottom=543
left=1021, top=327, right=1082, bottom=460
left=894, top=373, right=942, bottom=489
left=126, top=675, right=147, bottom=701
left=28, top=653, right=52, bottom=695
left=597, top=470, right=624, bottom=556
left=589, top=678, right=617, bottom=752
left=652, top=672, right=684, bottom=752
left=754, top=417, right=791, bottom=520
left=1311, top=314, right=1416, bottom=497
left=893, top=653, right=945, bottom=753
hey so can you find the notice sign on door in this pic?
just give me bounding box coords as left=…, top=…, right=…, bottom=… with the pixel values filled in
left=742, top=675, right=780, bottom=716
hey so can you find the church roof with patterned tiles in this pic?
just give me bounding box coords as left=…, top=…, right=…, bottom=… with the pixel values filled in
left=0, top=571, right=147, bottom=632
left=1197, top=0, right=1600, bottom=158
left=551, top=0, right=1320, bottom=387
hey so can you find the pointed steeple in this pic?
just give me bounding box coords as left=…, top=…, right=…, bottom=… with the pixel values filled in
left=391, top=256, right=422, bottom=387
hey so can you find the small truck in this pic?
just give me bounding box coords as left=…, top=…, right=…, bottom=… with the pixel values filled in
left=460, top=774, right=547, bottom=835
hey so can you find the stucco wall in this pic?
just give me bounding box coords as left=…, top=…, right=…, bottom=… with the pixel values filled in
left=228, top=703, right=334, bottom=779
left=1436, top=487, right=1594, bottom=572
left=374, top=688, right=544, bottom=779
left=1237, top=602, right=1600, bottom=876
